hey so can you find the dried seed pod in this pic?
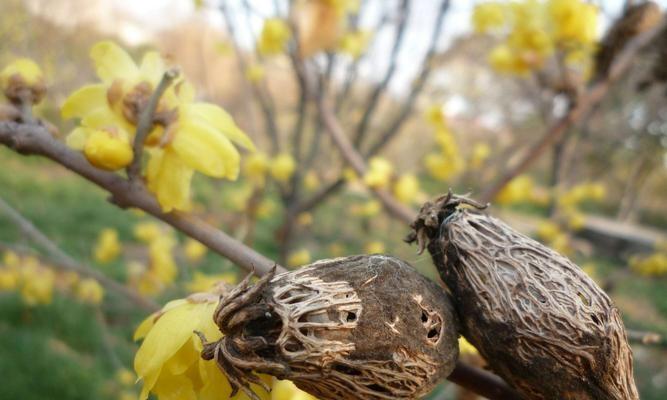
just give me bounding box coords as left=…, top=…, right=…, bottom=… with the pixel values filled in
left=407, top=192, right=638, bottom=400
left=198, top=255, right=459, bottom=400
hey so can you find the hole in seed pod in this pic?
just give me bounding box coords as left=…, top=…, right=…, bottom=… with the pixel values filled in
left=428, top=328, right=440, bottom=340
left=283, top=338, right=304, bottom=353
left=421, top=311, right=428, bottom=323
left=591, top=314, right=602, bottom=326
left=346, top=312, right=356, bottom=322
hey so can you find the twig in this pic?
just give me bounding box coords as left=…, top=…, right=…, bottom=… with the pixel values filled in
left=0, top=121, right=282, bottom=277
left=127, top=68, right=179, bottom=180
left=352, top=0, right=410, bottom=149
left=94, top=308, right=124, bottom=369
left=365, top=0, right=450, bottom=157
left=479, top=18, right=667, bottom=204
left=448, top=361, right=521, bottom=399
left=220, top=2, right=281, bottom=153
left=0, top=196, right=159, bottom=311
left=627, top=329, right=665, bottom=346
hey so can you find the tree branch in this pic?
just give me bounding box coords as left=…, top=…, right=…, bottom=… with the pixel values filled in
left=479, top=17, right=667, bottom=204
left=0, top=121, right=282, bottom=277
left=0, top=196, right=159, bottom=311
left=128, top=68, right=179, bottom=180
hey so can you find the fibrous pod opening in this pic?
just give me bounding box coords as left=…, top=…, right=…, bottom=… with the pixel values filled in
left=200, top=255, right=459, bottom=400
left=408, top=192, right=639, bottom=400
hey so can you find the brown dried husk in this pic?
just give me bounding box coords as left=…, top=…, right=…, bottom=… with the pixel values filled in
left=408, top=194, right=638, bottom=400
left=202, top=255, right=459, bottom=400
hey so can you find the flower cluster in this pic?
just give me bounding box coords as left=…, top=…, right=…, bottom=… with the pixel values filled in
left=93, top=228, right=122, bottom=263
left=243, top=152, right=296, bottom=188
left=423, top=105, right=465, bottom=182
left=61, top=41, right=255, bottom=212
left=258, top=19, right=292, bottom=56
left=473, top=0, right=598, bottom=76
left=630, top=251, right=667, bottom=277
left=0, top=251, right=104, bottom=306
left=127, top=222, right=178, bottom=296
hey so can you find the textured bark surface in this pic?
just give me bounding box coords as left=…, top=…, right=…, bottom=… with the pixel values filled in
left=202, top=254, right=459, bottom=400
left=408, top=193, right=639, bottom=400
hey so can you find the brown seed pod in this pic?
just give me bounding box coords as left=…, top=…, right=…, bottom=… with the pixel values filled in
left=407, top=192, right=638, bottom=400
left=198, top=255, right=459, bottom=400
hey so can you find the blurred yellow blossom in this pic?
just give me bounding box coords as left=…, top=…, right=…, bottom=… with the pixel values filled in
left=630, top=252, right=667, bottom=277
left=134, top=222, right=162, bottom=242
left=94, top=228, right=121, bottom=263
left=186, top=272, right=237, bottom=293
left=472, top=2, right=506, bottom=33
left=297, top=212, right=314, bottom=226
left=116, top=368, right=136, bottom=387
left=258, top=18, right=291, bottom=55
left=364, top=241, right=385, bottom=254
left=244, top=152, right=270, bottom=187
left=469, top=142, right=491, bottom=168
left=338, top=30, right=371, bottom=58
left=495, top=175, right=535, bottom=205
left=351, top=200, right=381, bottom=218
left=296, top=0, right=355, bottom=57
left=149, top=235, right=178, bottom=285
left=0, top=268, right=19, bottom=290
left=75, top=278, right=104, bottom=305
left=245, top=64, right=266, bottom=83
left=3, top=250, right=20, bottom=268
left=20, top=265, right=55, bottom=306
left=536, top=220, right=562, bottom=243
left=392, top=174, right=420, bottom=204
left=363, top=157, right=393, bottom=189
left=303, top=170, right=320, bottom=191
left=288, top=249, right=311, bottom=267
left=184, top=239, right=207, bottom=263
left=548, top=0, right=598, bottom=47
left=270, top=153, right=296, bottom=183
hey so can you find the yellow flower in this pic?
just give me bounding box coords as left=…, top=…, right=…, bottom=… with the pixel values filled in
left=270, top=153, right=296, bottom=183
left=488, top=45, right=530, bottom=75
left=338, top=30, right=371, bottom=59
left=271, top=379, right=317, bottom=400
left=350, top=200, right=381, bottom=218
left=424, top=153, right=461, bottom=181
left=184, top=239, right=207, bottom=263
left=296, top=0, right=349, bottom=57
left=134, top=221, right=163, bottom=242
left=425, top=104, right=447, bottom=129
left=1, top=58, right=45, bottom=103
left=244, top=152, right=270, bottom=187
left=303, top=170, right=320, bottom=191
left=61, top=271, right=80, bottom=289
left=94, top=228, right=121, bottom=263
left=75, top=278, right=104, bottom=305
left=288, top=249, right=311, bottom=267
left=149, top=235, right=178, bottom=285
left=3, top=251, right=20, bottom=268
left=364, top=241, right=385, bottom=254
left=82, top=127, right=133, bottom=170
left=256, top=199, right=277, bottom=219
left=186, top=272, right=236, bottom=293
left=116, top=368, right=136, bottom=387
left=536, top=221, right=561, bottom=243
left=472, top=2, right=506, bottom=33
left=258, top=19, right=291, bottom=55
left=61, top=41, right=254, bottom=212
left=20, top=265, right=55, bottom=306
left=548, top=0, right=598, bottom=46
left=296, top=212, right=314, bottom=226
left=458, top=337, right=479, bottom=355
left=495, top=175, right=534, bottom=205
left=245, top=64, right=266, bottom=83
left=469, top=143, right=491, bottom=168
left=0, top=268, right=19, bottom=290
left=566, top=211, right=586, bottom=231
left=363, top=157, right=393, bottom=189
left=630, top=252, right=667, bottom=277
left=393, top=174, right=420, bottom=204
left=134, top=296, right=272, bottom=400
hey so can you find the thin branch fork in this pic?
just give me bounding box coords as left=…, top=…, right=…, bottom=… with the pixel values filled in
left=0, top=196, right=159, bottom=312
left=479, top=17, right=667, bottom=204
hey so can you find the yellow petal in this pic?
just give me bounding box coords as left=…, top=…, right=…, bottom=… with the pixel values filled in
left=61, top=84, right=107, bottom=120
left=172, top=120, right=241, bottom=180
left=65, top=127, right=89, bottom=150
left=199, top=358, right=233, bottom=400
left=186, top=103, right=255, bottom=151
left=0, top=58, right=43, bottom=86
left=134, top=313, right=157, bottom=341
left=146, top=149, right=194, bottom=212
left=90, top=41, right=139, bottom=83
left=153, top=371, right=197, bottom=400
left=139, top=368, right=161, bottom=400
left=134, top=303, right=201, bottom=379
left=139, top=51, right=165, bottom=86
left=166, top=337, right=199, bottom=375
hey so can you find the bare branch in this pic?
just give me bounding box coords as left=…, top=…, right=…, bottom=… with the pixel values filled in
left=366, top=0, right=451, bottom=157
left=128, top=68, right=179, bottom=180
left=353, top=0, right=410, bottom=149
left=0, top=196, right=159, bottom=311
left=0, top=121, right=283, bottom=277
left=479, top=18, right=667, bottom=204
